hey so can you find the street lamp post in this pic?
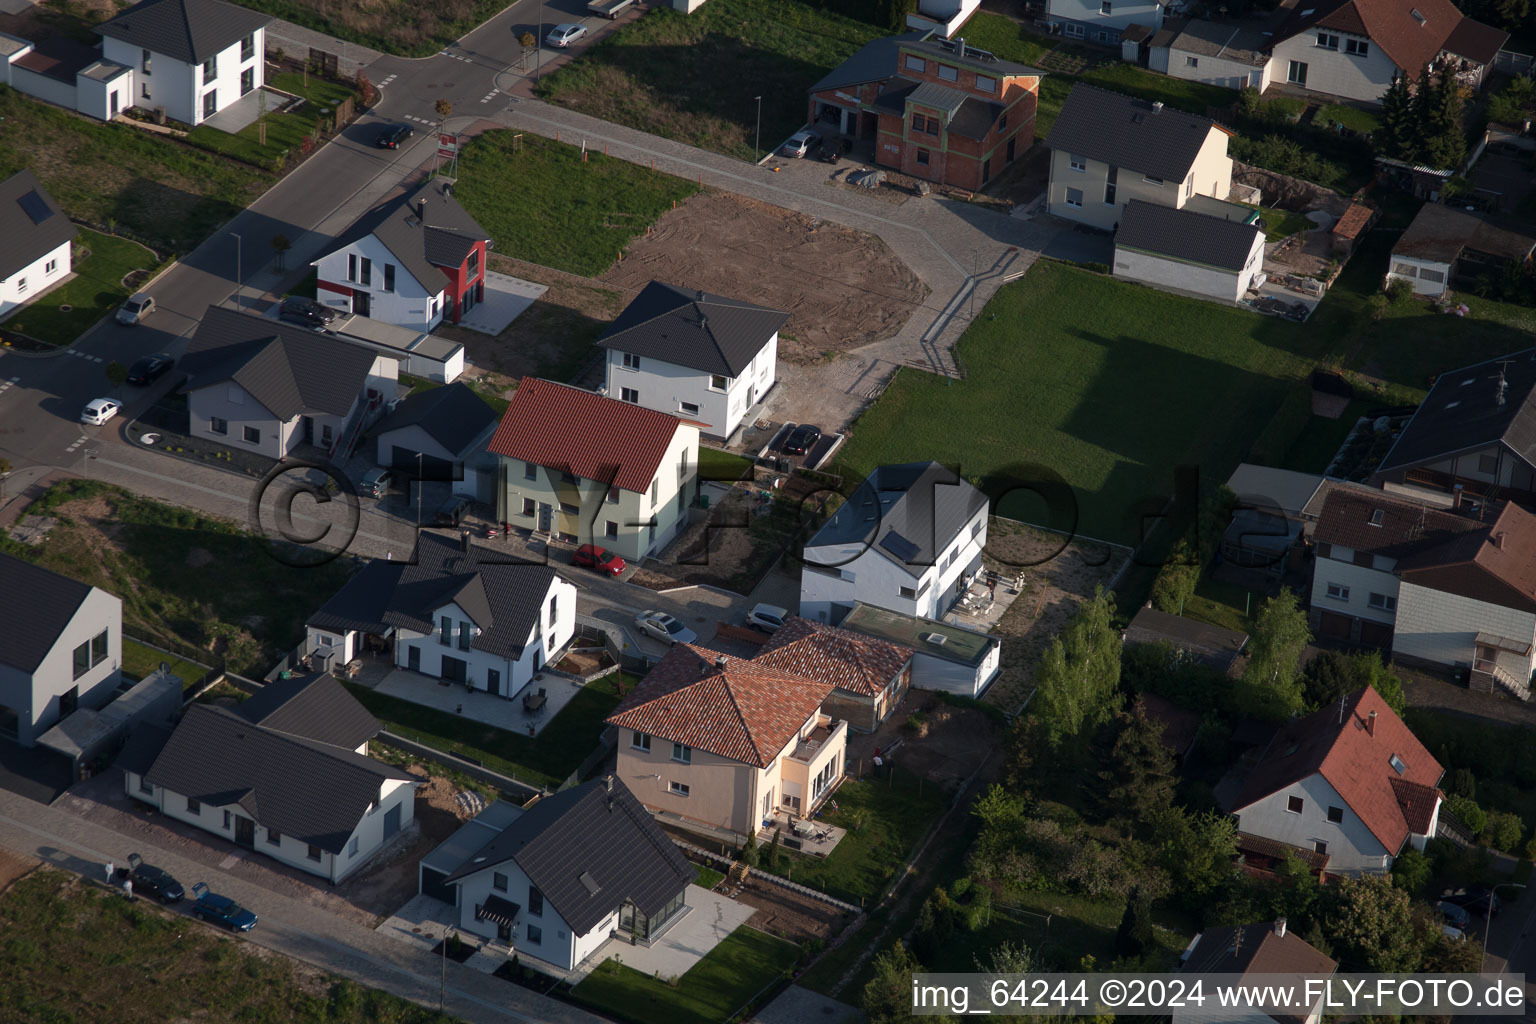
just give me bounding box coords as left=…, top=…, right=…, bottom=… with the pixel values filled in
left=754, top=96, right=762, bottom=164
left=229, top=232, right=243, bottom=309
left=1480, top=882, right=1525, bottom=974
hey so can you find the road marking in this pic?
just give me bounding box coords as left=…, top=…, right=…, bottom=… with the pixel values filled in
left=479, top=89, right=499, bottom=104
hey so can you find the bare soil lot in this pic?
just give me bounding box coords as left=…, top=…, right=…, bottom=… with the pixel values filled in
left=847, top=691, right=1000, bottom=791
left=601, top=192, right=927, bottom=365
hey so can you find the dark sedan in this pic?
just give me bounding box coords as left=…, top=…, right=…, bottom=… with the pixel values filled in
left=125, top=353, right=173, bottom=386
left=279, top=296, right=338, bottom=329
left=375, top=123, right=413, bottom=149
left=782, top=424, right=821, bottom=456
left=126, top=853, right=184, bottom=904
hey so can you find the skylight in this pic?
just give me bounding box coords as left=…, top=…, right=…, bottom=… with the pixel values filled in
left=16, top=190, right=52, bottom=225
left=1369, top=509, right=1384, bottom=526
left=1410, top=7, right=1425, bottom=22
left=1389, top=754, right=1407, bottom=774
left=579, top=871, right=601, bottom=895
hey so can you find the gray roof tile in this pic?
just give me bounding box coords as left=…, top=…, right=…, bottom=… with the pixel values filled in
left=316, top=181, right=490, bottom=294
left=1114, top=199, right=1263, bottom=271
left=372, top=381, right=499, bottom=457
left=809, top=31, right=926, bottom=93
left=908, top=81, right=969, bottom=115
left=807, top=462, right=988, bottom=577
left=236, top=672, right=380, bottom=750
left=0, top=553, right=96, bottom=674
left=1376, top=348, right=1536, bottom=474
left=1045, top=83, right=1227, bottom=183
left=596, top=281, right=788, bottom=378
left=95, top=0, right=269, bottom=65
left=0, top=170, right=77, bottom=283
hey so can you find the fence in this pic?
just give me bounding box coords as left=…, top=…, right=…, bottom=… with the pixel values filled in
left=376, top=732, right=547, bottom=800
left=1494, top=49, right=1535, bottom=74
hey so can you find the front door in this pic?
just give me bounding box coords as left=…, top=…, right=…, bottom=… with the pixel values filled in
left=202, top=89, right=217, bottom=118
left=441, top=656, right=466, bottom=683
left=110, top=91, right=120, bottom=117
left=407, top=645, right=421, bottom=672
left=537, top=503, right=552, bottom=532
left=1006, top=138, right=1015, bottom=163
left=235, top=816, right=255, bottom=847
left=487, top=669, right=501, bottom=696
left=383, top=804, right=402, bottom=840
left=321, top=424, right=333, bottom=449
left=301, top=416, right=314, bottom=444
left=618, top=902, right=635, bottom=935
left=353, top=290, right=371, bottom=317
left=59, top=686, right=78, bottom=717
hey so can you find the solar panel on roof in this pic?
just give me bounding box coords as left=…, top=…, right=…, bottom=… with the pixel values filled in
left=879, top=531, right=921, bottom=562
left=16, top=190, right=53, bottom=225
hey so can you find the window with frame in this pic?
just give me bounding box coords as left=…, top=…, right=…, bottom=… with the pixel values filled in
left=899, top=585, right=917, bottom=599
left=210, top=417, right=228, bottom=435
left=466, top=249, right=479, bottom=278
left=910, top=113, right=924, bottom=133
left=141, top=776, right=154, bottom=795
left=672, top=742, right=692, bottom=764
left=521, top=498, right=536, bottom=516
left=1184, top=175, right=1193, bottom=198
left=528, top=888, right=543, bottom=917
left=1105, top=183, right=1117, bottom=204
left=1064, top=21, right=1084, bottom=36
left=222, top=810, right=231, bottom=829
left=559, top=502, right=579, bottom=516
left=1325, top=583, right=1349, bottom=601
left=916, top=148, right=930, bottom=166
left=1367, top=592, right=1397, bottom=611
left=1345, top=38, right=1368, bottom=56
left=187, top=797, right=201, bottom=813
left=14, top=278, right=24, bottom=294
left=548, top=596, right=558, bottom=626
left=605, top=521, right=619, bottom=539
left=710, top=374, right=728, bottom=390
left=241, top=34, right=254, bottom=61
left=1069, top=153, right=1086, bottom=172
left=937, top=64, right=958, bottom=82
left=458, top=621, right=472, bottom=651
left=1327, top=806, right=1344, bottom=824
left=242, top=425, right=260, bottom=445
left=141, top=48, right=152, bottom=73
left=1419, top=268, right=1445, bottom=283
left=622, top=353, right=641, bottom=370
left=359, top=257, right=372, bottom=286
left=526, top=924, right=543, bottom=944
left=240, top=67, right=253, bottom=95
left=1478, top=452, right=1498, bottom=474
left=678, top=450, right=689, bottom=482
left=349, top=837, right=360, bottom=857
left=1065, top=187, right=1083, bottom=208
left=307, top=844, right=323, bottom=862
left=202, top=55, right=217, bottom=82
left=621, top=387, right=639, bottom=404
left=632, top=731, right=651, bottom=751
left=440, top=615, right=452, bottom=645
left=668, top=781, right=690, bottom=797
left=524, top=461, right=538, bottom=481
left=976, top=75, right=996, bottom=94
left=73, top=629, right=108, bottom=679
left=1286, top=796, right=1304, bottom=813
left=1392, top=263, right=1419, bottom=278
left=1313, top=840, right=1328, bottom=855
left=493, top=872, right=508, bottom=892
left=1186, top=55, right=1199, bottom=67
left=45, top=258, right=57, bottom=275
left=972, top=520, right=983, bottom=540
left=1100, top=0, right=1111, bottom=12
left=1317, top=32, right=1338, bottom=48
left=1144, top=174, right=1164, bottom=185
left=680, top=402, right=699, bottom=416
left=905, top=55, right=925, bottom=73
left=383, top=263, right=395, bottom=292
left=1389, top=754, right=1407, bottom=774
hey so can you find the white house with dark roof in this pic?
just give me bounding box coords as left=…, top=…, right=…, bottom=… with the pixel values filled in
left=178, top=306, right=398, bottom=459
left=1160, top=21, right=1272, bottom=90
left=119, top=673, right=420, bottom=883
left=1384, top=203, right=1536, bottom=298
left=94, top=0, right=269, bottom=126
left=440, top=776, right=696, bottom=970
left=313, top=180, right=491, bottom=330
left=0, top=170, right=77, bottom=318
left=597, top=281, right=788, bottom=441
left=371, top=381, right=500, bottom=501
left=0, top=553, right=122, bottom=748
left=836, top=601, right=1002, bottom=697
left=800, top=462, right=989, bottom=624
left=1045, top=0, right=1165, bottom=45
left=1045, top=83, right=1235, bottom=231
left=1113, top=199, right=1266, bottom=303
left=306, top=532, right=576, bottom=702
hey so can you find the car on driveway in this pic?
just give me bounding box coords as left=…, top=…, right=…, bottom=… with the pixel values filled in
left=126, top=353, right=173, bottom=386
left=1436, top=900, right=1472, bottom=930
left=126, top=853, right=184, bottom=904
left=782, top=130, right=821, bottom=158
left=191, top=882, right=257, bottom=932
left=81, top=398, right=120, bottom=425
left=279, top=296, right=338, bottom=329
left=782, top=424, right=821, bottom=456
left=375, top=123, right=413, bottom=149
left=545, top=23, right=587, bottom=47
left=746, top=603, right=788, bottom=633
left=434, top=494, right=472, bottom=527
left=1440, top=887, right=1501, bottom=916
left=573, top=544, right=626, bottom=576
left=360, top=467, right=392, bottom=499
left=635, top=610, right=697, bottom=646
left=116, top=292, right=155, bottom=325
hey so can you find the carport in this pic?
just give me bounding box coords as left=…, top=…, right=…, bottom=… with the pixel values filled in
left=417, top=800, right=526, bottom=904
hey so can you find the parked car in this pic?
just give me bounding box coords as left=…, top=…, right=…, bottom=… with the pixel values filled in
left=434, top=494, right=472, bottom=527
left=375, top=123, right=412, bottom=149
left=545, top=23, right=587, bottom=47
left=81, top=398, right=120, bottom=425
left=587, top=0, right=634, bottom=16
left=782, top=130, right=821, bottom=158
left=746, top=603, right=788, bottom=633
left=360, top=467, right=392, bottom=499
left=635, top=610, right=697, bottom=646
left=191, top=882, right=257, bottom=932
left=782, top=424, right=821, bottom=456
left=1443, top=923, right=1466, bottom=941
left=116, top=292, right=155, bottom=325
left=279, top=296, right=338, bottom=329
left=126, top=853, right=184, bottom=904
left=1436, top=900, right=1472, bottom=929
left=1441, top=887, right=1501, bottom=916
left=573, top=544, right=626, bottom=576
left=125, top=353, right=173, bottom=385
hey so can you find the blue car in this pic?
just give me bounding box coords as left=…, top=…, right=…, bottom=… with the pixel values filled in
left=191, top=882, right=258, bottom=932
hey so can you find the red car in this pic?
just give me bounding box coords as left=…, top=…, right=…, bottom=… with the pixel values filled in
left=573, top=544, right=626, bottom=576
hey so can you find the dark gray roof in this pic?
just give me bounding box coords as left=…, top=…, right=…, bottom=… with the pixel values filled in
left=596, top=281, right=789, bottom=378
left=0, top=170, right=77, bottom=283
left=236, top=672, right=380, bottom=751
left=144, top=704, right=416, bottom=854
left=1124, top=606, right=1249, bottom=671
left=443, top=777, right=693, bottom=935
left=0, top=553, right=97, bottom=673
left=908, top=81, right=969, bottom=115
left=806, top=462, right=988, bottom=578
left=873, top=77, right=921, bottom=115
left=1115, top=200, right=1263, bottom=272
left=316, top=181, right=490, bottom=293
left=114, top=721, right=174, bottom=776
left=809, top=31, right=926, bottom=93
left=308, top=533, right=559, bottom=661
left=372, top=382, right=498, bottom=457
left=1045, top=83, right=1227, bottom=183
left=1169, top=19, right=1269, bottom=66
left=179, top=306, right=379, bottom=419
left=1376, top=349, right=1536, bottom=474
left=95, top=0, right=269, bottom=65
left=900, top=35, right=1043, bottom=77
left=951, top=97, right=1004, bottom=141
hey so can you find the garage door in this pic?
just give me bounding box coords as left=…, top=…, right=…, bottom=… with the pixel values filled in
left=1318, top=611, right=1353, bottom=640
left=1359, top=619, right=1394, bottom=649
left=420, top=866, right=455, bottom=904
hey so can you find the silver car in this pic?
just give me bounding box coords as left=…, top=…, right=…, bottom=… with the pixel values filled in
left=782, top=130, right=821, bottom=158
left=635, top=610, right=698, bottom=646
left=545, top=23, right=587, bottom=47
left=746, top=603, right=788, bottom=633
left=117, top=292, right=155, bottom=325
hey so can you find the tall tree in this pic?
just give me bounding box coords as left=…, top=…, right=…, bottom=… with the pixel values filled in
left=1409, top=64, right=1436, bottom=163
left=1149, top=540, right=1199, bottom=615
left=1420, top=68, right=1467, bottom=170
left=1378, top=73, right=1416, bottom=161
left=1301, top=650, right=1406, bottom=713
left=1324, top=874, right=1421, bottom=972
left=1108, top=703, right=1177, bottom=820
left=1034, top=587, right=1122, bottom=746
left=1114, top=887, right=1154, bottom=960
left=864, top=941, right=955, bottom=1024
left=1241, top=589, right=1310, bottom=718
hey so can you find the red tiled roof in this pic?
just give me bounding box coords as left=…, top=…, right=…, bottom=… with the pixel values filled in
left=1389, top=776, right=1440, bottom=833
left=1443, top=16, right=1509, bottom=62
left=1234, top=832, right=1331, bottom=872
left=1397, top=502, right=1536, bottom=613
left=1331, top=203, right=1373, bottom=240
left=1234, top=687, right=1442, bottom=854
left=485, top=378, right=693, bottom=493
left=606, top=645, right=834, bottom=768
left=1276, top=0, right=1467, bottom=80
left=752, top=616, right=912, bottom=698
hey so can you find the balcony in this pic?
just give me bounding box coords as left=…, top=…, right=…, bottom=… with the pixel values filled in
left=790, top=716, right=845, bottom=764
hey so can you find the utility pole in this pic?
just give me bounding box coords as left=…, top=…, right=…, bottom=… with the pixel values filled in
left=229, top=232, right=243, bottom=309
left=440, top=928, right=449, bottom=1012
left=754, top=95, right=762, bottom=164
left=416, top=450, right=425, bottom=529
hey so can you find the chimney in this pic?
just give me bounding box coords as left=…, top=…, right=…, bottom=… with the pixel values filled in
left=1367, top=710, right=1377, bottom=736
left=1274, top=917, right=1287, bottom=938
left=1495, top=531, right=1506, bottom=549
left=605, top=774, right=613, bottom=794
left=416, top=197, right=427, bottom=220
left=715, top=655, right=728, bottom=669
left=1152, top=101, right=1165, bottom=113
left=460, top=530, right=470, bottom=552
left=957, top=37, right=966, bottom=57
left=1453, top=484, right=1464, bottom=510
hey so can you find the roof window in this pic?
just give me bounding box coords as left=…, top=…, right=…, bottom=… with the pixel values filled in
left=1389, top=754, right=1407, bottom=774
left=1369, top=509, right=1384, bottom=526
left=1410, top=7, right=1425, bottom=22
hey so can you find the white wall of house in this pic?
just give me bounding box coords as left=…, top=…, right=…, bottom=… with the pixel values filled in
left=0, top=238, right=72, bottom=319
left=1046, top=0, right=1163, bottom=44
left=1048, top=142, right=1234, bottom=231
left=0, top=588, right=120, bottom=747
left=315, top=232, right=445, bottom=332
left=186, top=381, right=346, bottom=459
left=604, top=334, right=776, bottom=440
left=76, top=68, right=131, bottom=120
left=1394, top=580, right=1536, bottom=679
left=9, top=65, right=75, bottom=109
left=1308, top=549, right=1401, bottom=626
left=103, top=28, right=263, bottom=126
left=1113, top=230, right=1264, bottom=302
left=1385, top=253, right=1451, bottom=296
left=1234, top=772, right=1394, bottom=875
left=1168, top=48, right=1270, bottom=90
left=453, top=858, right=601, bottom=970
left=908, top=642, right=1002, bottom=697
left=1265, top=29, right=1397, bottom=103
left=306, top=627, right=357, bottom=669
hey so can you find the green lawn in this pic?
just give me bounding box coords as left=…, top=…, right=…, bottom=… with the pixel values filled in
left=760, top=775, right=947, bottom=905
left=694, top=863, right=725, bottom=890
left=343, top=674, right=628, bottom=790
left=452, top=132, right=700, bottom=276
left=1250, top=205, right=1315, bottom=241
left=0, top=84, right=270, bottom=254
left=955, top=12, right=1053, bottom=66
left=536, top=0, right=887, bottom=161
left=396, top=373, right=510, bottom=416
left=699, top=447, right=755, bottom=483
left=0, top=868, right=453, bottom=1023
left=572, top=925, right=797, bottom=1024
left=122, top=638, right=211, bottom=690
left=1182, top=576, right=1259, bottom=634
left=1317, top=102, right=1380, bottom=134
left=186, top=72, right=357, bottom=168
left=0, top=230, right=158, bottom=346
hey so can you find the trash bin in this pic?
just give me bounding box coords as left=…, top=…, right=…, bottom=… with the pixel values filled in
left=700, top=493, right=710, bottom=510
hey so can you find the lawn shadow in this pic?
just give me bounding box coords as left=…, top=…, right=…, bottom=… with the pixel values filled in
left=111, top=178, right=250, bottom=255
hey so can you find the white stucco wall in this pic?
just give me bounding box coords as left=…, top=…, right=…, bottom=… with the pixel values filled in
left=315, top=232, right=445, bottom=331
left=1235, top=772, right=1394, bottom=875
left=604, top=333, right=776, bottom=440
left=0, top=586, right=121, bottom=747
left=1047, top=0, right=1163, bottom=43
left=1167, top=47, right=1270, bottom=90
left=0, top=238, right=72, bottom=318
left=454, top=859, right=596, bottom=970
left=909, top=642, right=1001, bottom=697
left=1113, top=228, right=1264, bottom=302
left=1266, top=29, right=1397, bottom=103
left=103, top=28, right=262, bottom=126
left=1308, top=549, right=1401, bottom=626
left=76, top=68, right=132, bottom=120
left=801, top=506, right=987, bottom=622
left=1394, top=579, right=1536, bottom=679
left=1385, top=254, right=1451, bottom=296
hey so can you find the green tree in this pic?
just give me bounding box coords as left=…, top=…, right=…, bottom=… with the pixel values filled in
left=1034, top=587, right=1122, bottom=746
left=1241, top=589, right=1310, bottom=718
left=1418, top=68, right=1467, bottom=170
left=864, top=941, right=954, bottom=1024
left=1149, top=805, right=1238, bottom=899
left=1108, top=704, right=1177, bottom=821
left=1114, top=887, right=1154, bottom=960
left=1448, top=768, right=1477, bottom=800
left=739, top=830, right=759, bottom=868
left=1149, top=541, right=1199, bottom=615
left=1300, top=650, right=1406, bottom=714
left=976, top=940, right=1036, bottom=974
left=1423, top=932, right=1483, bottom=972
left=1198, top=486, right=1237, bottom=571
left=1378, top=73, right=1416, bottom=160
left=1324, top=874, right=1421, bottom=972
left=1390, top=847, right=1432, bottom=896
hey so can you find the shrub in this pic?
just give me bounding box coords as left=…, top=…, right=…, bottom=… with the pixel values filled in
left=1367, top=293, right=1390, bottom=320
left=1385, top=277, right=1415, bottom=302
left=1445, top=794, right=1486, bottom=836
left=1485, top=811, right=1525, bottom=854
left=1449, top=768, right=1477, bottom=800
left=1391, top=846, right=1431, bottom=895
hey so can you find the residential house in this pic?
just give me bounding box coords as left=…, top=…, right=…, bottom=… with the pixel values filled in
left=1112, top=199, right=1266, bottom=303
left=325, top=314, right=465, bottom=383
left=807, top=31, right=1042, bottom=190
left=0, top=170, right=76, bottom=319
left=837, top=601, right=1002, bottom=697
left=438, top=776, right=694, bottom=970
left=0, top=553, right=121, bottom=748
left=178, top=306, right=398, bottom=460
left=372, top=382, right=500, bottom=502
left=1159, top=20, right=1271, bottom=90
left=38, top=666, right=181, bottom=777
left=314, top=180, right=491, bottom=330
left=1046, top=0, right=1166, bottom=46
left=306, top=531, right=575, bottom=698
left=799, top=461, right=989, bottom=624
left=1123, top=605, right=1249, bottom=675
left=1181, top=919, right=1338, bottom=1024
left=1266, top=0, right=1507, bottom=103
left=607, top=644, right=846, bottom=841
left=1044, top=84, right=1236, bottom=231
left=488, top=378, right=701, bottom=561
left=752, top=616, right=913, bottom=733
left=1227, top=685, right=1442, bottom=875
left=119, top=673, right=420, bottom=883
left=96, top=0, right=269, bottom=125
left=1385, top=202, right=1536, bottom=298
left=1309, top=485, right=1536, bottom=697
left=597, top=280, right=788, bottom=441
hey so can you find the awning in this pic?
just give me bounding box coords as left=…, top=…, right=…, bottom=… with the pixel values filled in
left=475, top=895, right=521, bottom=928
left=1476, top=631, right=1532, bottom=657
